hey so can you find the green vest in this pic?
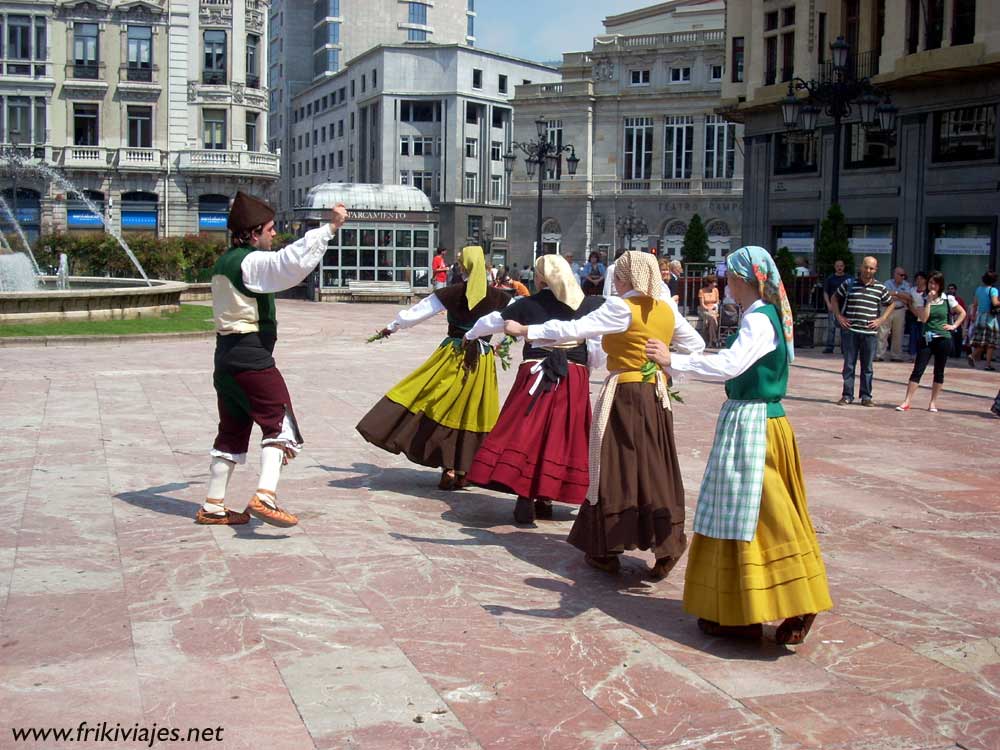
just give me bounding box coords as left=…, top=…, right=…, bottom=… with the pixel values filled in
left=925, top=297, right=950, bottom=338
left=212, top=246, right=276, bottom=334
left=725, top=303, right=787, bottom=418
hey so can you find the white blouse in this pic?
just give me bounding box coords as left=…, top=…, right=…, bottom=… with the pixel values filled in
left=385, top=294, right=446, bottom=332
left=241, top=225, right=334, bottom=294
left=668, top=299, right=777, bottom=381
left=525, top=290, right=706, bottom=355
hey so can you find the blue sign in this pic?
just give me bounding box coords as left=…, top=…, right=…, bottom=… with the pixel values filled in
left=16, top=207, right=39, bottom=224
left=122, top=211, right=157, bottom=229
left=67, top=210, right=104, bottom=228
left=199, top=212, right=229, bottom=229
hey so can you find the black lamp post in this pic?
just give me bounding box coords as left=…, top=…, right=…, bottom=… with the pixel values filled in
left=780, top=35, right=898, bottom=204
left=503, top=116, right=579, bottom=258
left=615, top=200, right=648, bottom=251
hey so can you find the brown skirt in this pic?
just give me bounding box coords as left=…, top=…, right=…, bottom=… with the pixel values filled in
left=356, top=397, right=489, bottom=473
left=567, top=381, right=687, bottom=560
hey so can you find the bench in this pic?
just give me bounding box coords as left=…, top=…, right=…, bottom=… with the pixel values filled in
left=347, top=279, right=413, bottom=304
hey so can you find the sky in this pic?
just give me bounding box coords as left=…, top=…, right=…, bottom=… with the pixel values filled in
left=475, top=0, right=657, bottom=64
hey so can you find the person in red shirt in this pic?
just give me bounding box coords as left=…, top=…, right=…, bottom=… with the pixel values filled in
left=432, top=248, right=449, bottom=289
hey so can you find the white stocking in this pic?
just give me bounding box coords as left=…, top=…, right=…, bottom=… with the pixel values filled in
left=257, top=445, right=284, bottom=507
left=203, top=456, right=235, bottom=512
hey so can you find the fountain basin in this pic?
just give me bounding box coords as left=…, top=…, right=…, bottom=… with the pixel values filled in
left=0, top=277, right=189, bottom=324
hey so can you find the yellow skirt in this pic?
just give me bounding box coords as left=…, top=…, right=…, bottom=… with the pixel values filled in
left=386, top=340, right=499, bottom=433
left=683, top=416, right=833, bottom=626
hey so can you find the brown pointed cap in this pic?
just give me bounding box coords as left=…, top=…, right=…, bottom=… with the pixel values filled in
left=227, top=191, right=275, bottom=233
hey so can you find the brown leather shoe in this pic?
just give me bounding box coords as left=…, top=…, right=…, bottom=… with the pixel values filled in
left=648, top=556, right=678, bottom=581
left=245, top=491, right=298, bottom=527
left=438, top=470, right=456, bottom=491
left=195, top=508, right=250, bottom=525
left=775, top=613, right=817, bottom=645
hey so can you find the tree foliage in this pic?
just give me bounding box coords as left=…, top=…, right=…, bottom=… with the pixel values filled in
left=682, top=214, right=710, bottom=265
left=815, top=203, right=854, bottom=277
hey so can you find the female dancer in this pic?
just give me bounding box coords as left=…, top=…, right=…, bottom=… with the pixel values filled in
left=650, top=245, right=832, bottom=645
left=464, top=254, right=605, bottom=524
left=505, top=251, right=704, bottom=579
left=356, top=246, right=510, bottom=489
left=896, top=271, right=966, bottom=412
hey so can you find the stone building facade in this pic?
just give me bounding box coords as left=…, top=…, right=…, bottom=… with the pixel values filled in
left=723, top=0, right=999, bottom=295
left=0, top=0, right=278, bottom=247
left=508, top=0, right=744, bottom=268
left=287, top=43, right=559, bottom=260
left=268, top=0, right=475, bottom=226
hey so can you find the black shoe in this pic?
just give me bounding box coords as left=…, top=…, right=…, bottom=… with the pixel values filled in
left=534, top=500, right=553, bottom=520
left=823, top=348, right=834, bottom=354
left=513, top=496, right=535, bottom=525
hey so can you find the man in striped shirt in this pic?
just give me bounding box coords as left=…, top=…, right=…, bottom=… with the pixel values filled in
left=831, top=256, right=894, bottom=406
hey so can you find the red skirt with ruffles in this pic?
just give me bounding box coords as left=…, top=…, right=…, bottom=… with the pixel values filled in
left=467, top=360, right=592, bottom=504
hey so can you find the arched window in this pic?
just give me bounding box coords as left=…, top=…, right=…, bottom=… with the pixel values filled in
left=121, top=191, right=159, bottom=233
left=665, top=220, right=687, bottom=237
left=199, top=194, right=230, bottom=232
left=66, top=190, right=106, bottom=231
left=706, top=220, right=731, bottom=237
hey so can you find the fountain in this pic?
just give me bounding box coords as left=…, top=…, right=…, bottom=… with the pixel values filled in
left=0, top=150, right=187, bottom=324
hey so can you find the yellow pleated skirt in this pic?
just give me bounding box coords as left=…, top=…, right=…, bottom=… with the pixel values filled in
left=683, top=416, right=833, bottom=627
left=386, top=340, right=499, bottom=432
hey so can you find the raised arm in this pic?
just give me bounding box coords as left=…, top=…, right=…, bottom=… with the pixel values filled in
left=668, top=312, right=777, bottom=382
left=242, top=205, right=348, bottom=294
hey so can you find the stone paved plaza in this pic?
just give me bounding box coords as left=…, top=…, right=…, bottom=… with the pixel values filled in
left=3, top=300, right=1000, bottom=750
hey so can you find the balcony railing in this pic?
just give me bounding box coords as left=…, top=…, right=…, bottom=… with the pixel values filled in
left=177, top=148, right=279, bottom=176
left=62, top=146, right=110, bottom=168
left=0, top=143, right=52, bottom=162
left=202, top=70, right=227, bottom=85
left=66, top=62, right=105, bottom=81
left=120, top=64, right=159, bottom=83
left=117, top=148, right=164, bottom=169
left=591, top=177, right=744, bottom=195
left=818, top=50, right=880, bottom=81
left=593, top=29, right=724, bottom=51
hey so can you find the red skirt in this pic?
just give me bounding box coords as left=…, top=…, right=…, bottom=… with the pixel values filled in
left=467, top=360, right=591, bottom=504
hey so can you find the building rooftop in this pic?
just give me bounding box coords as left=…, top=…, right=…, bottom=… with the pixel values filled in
left=305, top=183, right=435, bottom=212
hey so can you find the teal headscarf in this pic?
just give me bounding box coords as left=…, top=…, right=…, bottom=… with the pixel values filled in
left=726, top=246, right=795, bottom=363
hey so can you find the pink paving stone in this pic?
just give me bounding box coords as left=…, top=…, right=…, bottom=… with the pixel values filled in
left=4, top=300, right=1000, bottom=748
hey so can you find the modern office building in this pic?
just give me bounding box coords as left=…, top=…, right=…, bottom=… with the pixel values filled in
left=287, top=42, right=559, bottom=262
left=722, top=0, right=998, bottom=294
left=508, top=0, right=744, bottom=267
left=0, top=0, right=277, bottom=243
left=268, top=0, right=477, bottom=226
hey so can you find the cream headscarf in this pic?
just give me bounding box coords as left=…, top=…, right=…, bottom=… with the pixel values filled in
left=459, top=245, right=487, bottom=309
left=613, top=250, right=664, bottom=298
left=535, top=254, right=585, bottom=310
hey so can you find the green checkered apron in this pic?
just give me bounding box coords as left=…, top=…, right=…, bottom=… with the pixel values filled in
left=692, top=399, right=768, bottom=542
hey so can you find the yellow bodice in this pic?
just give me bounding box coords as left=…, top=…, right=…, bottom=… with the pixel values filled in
left=603, top=297, right=675, bottom=383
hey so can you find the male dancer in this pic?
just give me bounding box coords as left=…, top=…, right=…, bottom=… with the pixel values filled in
left=196, top=191, right=348, bottom=526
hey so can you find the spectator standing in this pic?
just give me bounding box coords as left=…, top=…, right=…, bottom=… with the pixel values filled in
left=698, top=276, right=721, bottom=347
left=946, top=283, right=967, bottom=358
left=581, top=251, right=606, bottom=296
left=794, top=256, right=810, bottom=277
left=431, top=248, right=449, bottom=290
left=968, top=271, right=1000, bottom=370
left=668, top=260, right=683, bottom=304
left=832, top=255, right=893, bottom=406
left=822, top=259, right=851, bottom=354
left=896, top=272, right=966, bottom=413
left=877, top=267, right=912, bottom=362
left=564, top=252, right=582, bottom=283
left=449, top=259, right=464, bottom=285
left=906, top=272, right=928, bottom=358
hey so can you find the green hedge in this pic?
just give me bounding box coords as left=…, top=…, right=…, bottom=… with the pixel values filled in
left=34, top=230, right=303, bottom=283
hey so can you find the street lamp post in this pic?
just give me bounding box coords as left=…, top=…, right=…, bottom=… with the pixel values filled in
left=615, top=200, right=648, bottom=252
left=503, top=117, right=579, bottom=258
left=780, top=36, right=898, bottom=205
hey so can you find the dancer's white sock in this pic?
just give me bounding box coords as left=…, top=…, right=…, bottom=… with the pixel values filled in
left=203, top=457, right=236, bottom=512
left=257, top=445, right=284, bottom=507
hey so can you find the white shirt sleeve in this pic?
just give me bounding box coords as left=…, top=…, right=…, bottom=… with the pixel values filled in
left=658, top=287, right=706, bottom=355
left=241, top=225, right=334, bottom=294
left=586, top=337, right=607, bottom=370
left=464, top=310, right=505, bottom=340
left=387, top=293, right=446, bottom=332
left=527, top=295, right=632, bottom=344
left=603, top=262, right=617, bottom=297
left=669, top=311, right=777, bottom=382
